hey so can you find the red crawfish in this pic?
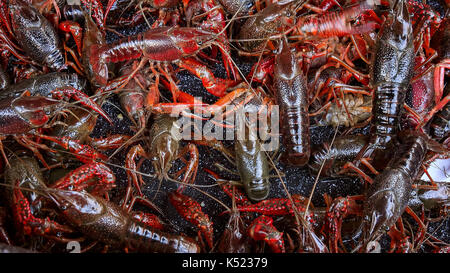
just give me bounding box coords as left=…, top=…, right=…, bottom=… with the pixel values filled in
left=235, top=194, right=315, bottom=220
left=274, top=38, right=310, bottom=166
left=309, top=135, right=370, bottom=178
left=324, top=195, right=364, bottom=253
left=248, top=215, right=285, bottom=253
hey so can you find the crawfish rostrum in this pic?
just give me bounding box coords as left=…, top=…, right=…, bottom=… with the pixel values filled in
left=0, top=0, right=448, bottom=254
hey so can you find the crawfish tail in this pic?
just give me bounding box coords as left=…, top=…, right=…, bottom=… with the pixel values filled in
left=283, top=106, right=310, bottom=163
left=62, top=5, right=85, bottom=23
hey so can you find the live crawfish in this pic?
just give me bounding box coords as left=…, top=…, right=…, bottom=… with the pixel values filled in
left=3, top=154, right=199, bottom=253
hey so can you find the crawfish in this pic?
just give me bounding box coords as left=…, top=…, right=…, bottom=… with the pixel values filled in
left=45, top=188, right=200, bottom=253
left=6, top=0, right=64, bottom=71
left=361, top=130, right=436, bottom=249
left=202, top=86, right=274, bottom=201
left=0, top=72, right=110, bottom=122
left=117, top=65, right=149, bottom=129
left=356, top=0, right=415, bottom=168
left=274, top=39, right=310, bottom=166
left=238, top=0, right=375, bottom=53
left=237, top=0, right=299, bottom=53
left=168, top=191, right=213, bottom=249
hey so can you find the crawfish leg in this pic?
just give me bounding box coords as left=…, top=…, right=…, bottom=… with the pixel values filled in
left=433, top=60, right=450, bottom=104
left=339, top=161, right=374, bottom=184
left=59, top=21, right=83, bottom=56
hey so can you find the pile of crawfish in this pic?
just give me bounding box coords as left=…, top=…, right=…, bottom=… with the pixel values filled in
left=0, top=0, right=448, bottom=253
